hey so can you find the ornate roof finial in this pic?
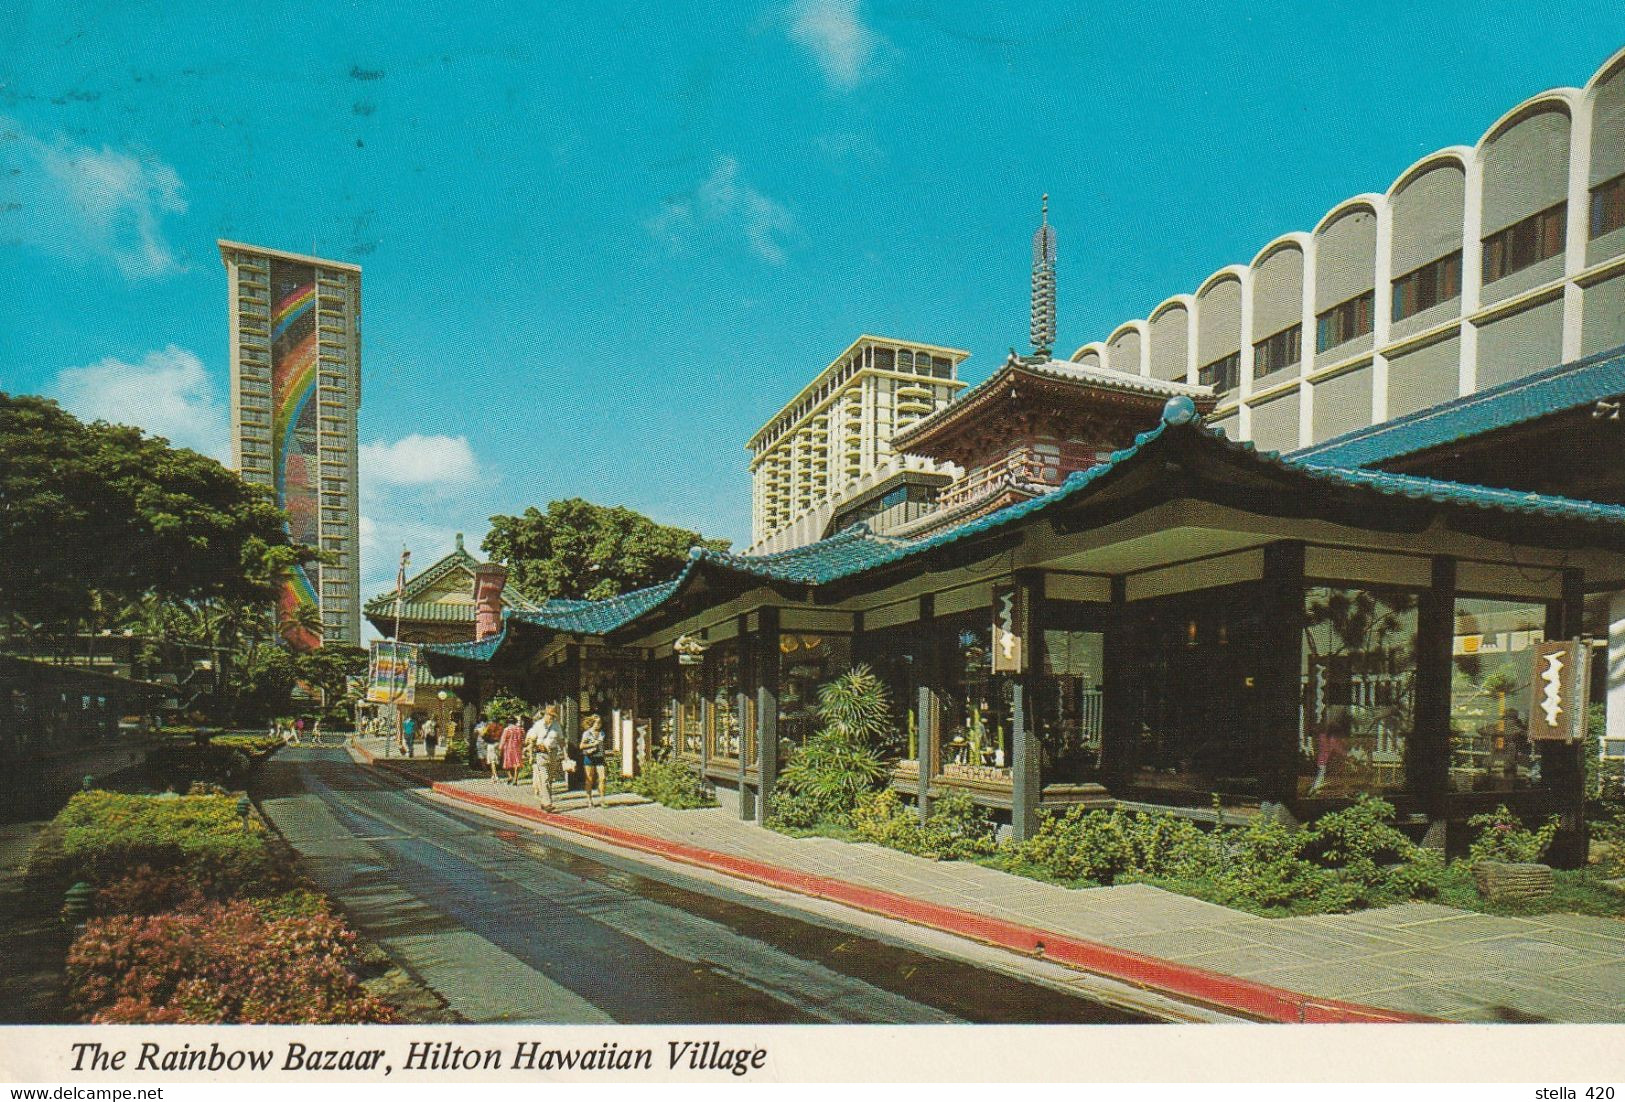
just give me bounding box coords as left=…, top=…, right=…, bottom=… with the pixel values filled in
left=1030, top=193, right=1057, bottom=360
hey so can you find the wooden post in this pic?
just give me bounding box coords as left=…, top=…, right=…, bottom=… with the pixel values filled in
left=1542, top=568, right=1589, bottom=869
left=1260, top=542, right=1307, bottom=807
left=1414, top=555, right=1457, bottom=820
left=1098, top=576, right=1132, bottom=785
left=1010, top=573, right=1042, bottom=842
left=916, top=594, right=939, bottom=824
left=561, top=645, right=581, bottom=791
left=755, top=606, right=780, bottom=825
left=738, top=615, right=754, bottom=818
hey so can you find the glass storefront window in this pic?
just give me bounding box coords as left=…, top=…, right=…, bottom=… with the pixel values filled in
left=937, top=613, right=1012, bottom=775
left=677, top=660, right=703, bottom=757
left=857, top=625, right=922, bottom=760
left=707, top=641, right=743, bottom=761
left=1127, top=589, right=1267, bottom=799
left=1450, top=597, right=1547, bottom=793
left=777, top=633, right=852, bottom=748
left=1299, top=586, right=1418, bottom=798
left=1036, top=628, right=1105, bottom=783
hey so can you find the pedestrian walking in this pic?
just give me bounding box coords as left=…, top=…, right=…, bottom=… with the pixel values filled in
left=498, top=715, right=525, bottom=785
left=423, top=716, right=438, bottom=759
left=479, top=717, right=501, bottom=780
left=312, top=717, right=323, bottom=743
left=403, top=713, right=418, bottom=757
left=292, top=717, right=305, bottom=745
left=527, top=707, right=565, bottom=808
left=578, top=714, right=607, bottom=808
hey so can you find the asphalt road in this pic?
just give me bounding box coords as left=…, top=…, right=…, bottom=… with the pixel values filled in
left=254, top=746, right=1154, bottom=1024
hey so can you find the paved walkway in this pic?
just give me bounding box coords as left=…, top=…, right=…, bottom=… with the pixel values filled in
left=352, top=737, right=1625, bottom=1023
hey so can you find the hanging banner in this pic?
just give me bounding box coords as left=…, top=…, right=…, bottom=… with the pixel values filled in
left=366, top=641, right=419, bottom=705
left=991, top=583, right=1027, bottom=674
left=1527, top=639, right=1589, bottom=742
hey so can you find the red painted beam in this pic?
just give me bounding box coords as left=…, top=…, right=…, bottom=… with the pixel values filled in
left=349, top=739, right=1435, bottom=1024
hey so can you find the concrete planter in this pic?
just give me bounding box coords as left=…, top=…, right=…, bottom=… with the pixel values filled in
left=1472, top=859, right=1555, bottom=904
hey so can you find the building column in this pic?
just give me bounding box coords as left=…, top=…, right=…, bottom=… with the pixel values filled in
left=1414, top=556, right=1457, bottom=821
left=1010, top=574, right=1042, bottom=843
left=738, top=611, right=755, bottom=820
left=755, top=606, right=780, bottom=825
left=1543, top=569, right=1589, bottom=869
left=916, top=595, right=939, bottom=824
left=462, top=678, right=482, bottom=770
left=1097, top=576, right=1133, bottom=786
left=561, top=646, right=581, bottom=791
left=1260, top=542, right=1307, bottom=808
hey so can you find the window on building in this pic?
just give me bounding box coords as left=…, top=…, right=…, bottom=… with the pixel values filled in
left=1198, top=352, right=1240, bottom=393
left=676, top=661, right=703, bottom=757
left=777, top=633, right=851, bottom=748
left=1449, top=598, right=1547, bottom=793
left=1316, top=291, right=1375, bottom=353
left=1034, top=627, right=1105, bottom=783
left=931, top=357, right=953, bottom=378
left=1592, top=173, right=1625, bottom=240
left=1253, top=324, right=1302, bottom=380
left=873, top=347, right=894, bottom=371
left=1300, top=586, right=1418, bottom=798
left=937, top=613, right=1011, bottom=775
left=705, top=640, right=743, bottom=762
left=1482, top=202, right=1566, bottom=284
left=1391, top=251, right=1463, bottom=321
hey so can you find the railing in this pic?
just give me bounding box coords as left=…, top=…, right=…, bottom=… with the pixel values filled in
left=936, top=450, right=1058, bottom=511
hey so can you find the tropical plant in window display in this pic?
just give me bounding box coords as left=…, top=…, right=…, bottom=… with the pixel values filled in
left=1302, top=588, right=1417, bottom=797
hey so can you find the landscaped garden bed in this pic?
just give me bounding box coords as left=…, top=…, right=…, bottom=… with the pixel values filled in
left=767, top=666, right=1625, bottom=921
left=26, top=790, right=441, bottom=1023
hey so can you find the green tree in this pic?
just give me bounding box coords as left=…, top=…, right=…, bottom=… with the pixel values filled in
left=482, top=498, right=729, bottom=603
left=0, top=393, right=298, bottom=638
left=776, top=665, right=892, bottom=824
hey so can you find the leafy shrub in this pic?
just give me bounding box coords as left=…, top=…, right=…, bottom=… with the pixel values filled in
left=67, top=900, right=393, bottom=1024
left=630, top=755, right=715, bottom=809
left=38, top=791, right=285, bottom=896
left=1592, top=805, right=1625, bottom=878
left=776, top=665, right=893, bottom=824
left=1212, top=816, right=1346, bottom=911
left=851, top=789, right=926, bottom=853
left=919, top=790, right=1000, bottom=860
left=765, top=788, right=827, bottom=831
left=1015, top=807, right=1218, bottom=884
left=444, top=732, right=469, bottom=762
left=94, top=866, right=202, bottom=917
left=1299, top=795, right=1442, bottom=905
left=1467, top=804, right=1561, bottom=864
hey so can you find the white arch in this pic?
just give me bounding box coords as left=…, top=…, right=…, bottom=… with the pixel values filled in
left=1105, top=319, right=1149, bottom=377
left=1067, top=340, right=1109, bottom=365
left=1387, top=147, right=1473, bottom=199
left=1249, top=231, right=1312, bottom=271
left=1476, top=88, right=1579, bottom=151
left=1313, top=193, right=1386, bottom=237
left=1584, top=44, right=1625, bottom=94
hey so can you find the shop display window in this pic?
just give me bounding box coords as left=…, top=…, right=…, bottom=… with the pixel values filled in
left=706, top=641, right=743, bottom=762
left=856, top=625, right=923, bottom=759
left=1127, top=587, right=1268, bottom=799
left=776, top=633, right=852, bottom=748
left=1299, top=585, right=1418, bottom=797
left=1449, top=597, right=1547, bottom=793
left=935, top=613, right=1012, bottom=777
left=676, top=660, right=703, bottom=757
left=1035, top=628, right=1105, bottom=783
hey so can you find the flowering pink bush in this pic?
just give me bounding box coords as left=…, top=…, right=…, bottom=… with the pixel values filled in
left=67, top=900, right=394, bottom=1024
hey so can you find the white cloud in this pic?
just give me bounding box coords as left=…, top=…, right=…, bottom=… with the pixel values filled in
left=647, top=157, right=797, bottom=264
left=50, top=345, right=229, bottom=460
left=360, top=434, right=479, bottom=487
left=787, top=0, right=882, bottom=90
left=2, top=117, right=188, bottom=278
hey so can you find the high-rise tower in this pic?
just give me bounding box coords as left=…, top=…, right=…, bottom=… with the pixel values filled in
left=219, top=241, right=362, bottom=648
left=1030, top=194, right=1057, bottom=359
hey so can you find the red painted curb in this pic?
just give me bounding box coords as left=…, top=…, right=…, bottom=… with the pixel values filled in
left=350, top=740, right=1436, bottom=1025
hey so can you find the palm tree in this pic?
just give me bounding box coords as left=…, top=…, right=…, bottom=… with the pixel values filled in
left=280, top=600, right=324, bottom=648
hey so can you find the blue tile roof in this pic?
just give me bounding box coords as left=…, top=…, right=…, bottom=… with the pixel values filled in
left=1292, top=342, right=1625, bottom=468
left=426, top=410, right=1625, bottom=665
left=424, top=631, right=507, bottom=663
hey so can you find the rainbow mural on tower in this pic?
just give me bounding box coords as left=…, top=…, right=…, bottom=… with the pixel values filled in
left=270, top=259, right=323, bottom=651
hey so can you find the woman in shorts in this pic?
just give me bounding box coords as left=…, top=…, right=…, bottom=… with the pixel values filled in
left=577, top=715, right=607, bottom=808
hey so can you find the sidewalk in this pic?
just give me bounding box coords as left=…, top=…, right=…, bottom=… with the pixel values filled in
left=351, top=737, right=1625, bottom=1024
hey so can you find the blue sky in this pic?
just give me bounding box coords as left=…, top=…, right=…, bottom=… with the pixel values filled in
left=3, top=2, right=1621, bottom=618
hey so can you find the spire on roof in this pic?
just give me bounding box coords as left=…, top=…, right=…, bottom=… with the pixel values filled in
left=455, top=532, right=464, bottom=553
left=1030, top=193, right=1057, bottom=359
